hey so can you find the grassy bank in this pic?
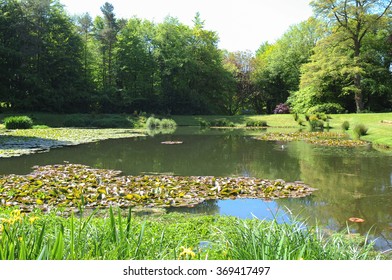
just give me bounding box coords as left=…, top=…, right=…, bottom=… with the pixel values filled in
left=0, top=207, right=383, bottom=260
left=1, top=113, right=391, bottom=157
left=171, top=113, right=392, bottom=149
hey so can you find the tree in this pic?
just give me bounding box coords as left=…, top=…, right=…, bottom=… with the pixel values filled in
left=310, top=0, right=392, bottom=112
left=223, top=51, right=258, bottom=113
left=252, top=18, right=323, bottom=113
left=0, top=0, right=88, bottom=112
left=116, top=18, right=157, bottom=112
left=94, top=2, right=120, bottom=90
left=76, top=13, right=93, bottom=79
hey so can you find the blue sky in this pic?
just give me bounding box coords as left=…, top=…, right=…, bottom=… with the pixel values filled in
left=60, top=0, right=313, bottom=52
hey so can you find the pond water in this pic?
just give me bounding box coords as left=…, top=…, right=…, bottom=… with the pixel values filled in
left=0, top=127, right=391, bottom=251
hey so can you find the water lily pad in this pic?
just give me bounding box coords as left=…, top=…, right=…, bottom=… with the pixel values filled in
left=0, top=164, right=316, bottom=212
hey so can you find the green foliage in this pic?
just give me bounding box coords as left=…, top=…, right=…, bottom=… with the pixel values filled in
left=308, top=103, right=345, bottom=114
left=245, top=120, right=267, bottom=127
left=146, top=117, right=177, bottom=129
left=0, top=208, right=380, bottom=260
left=63, top=115, right=134, bottom=128
left=222, top=218, right=376, bottom=260
left=198, top=120, right=211, bottom=127
left=0, top=0, right=391, bottom=115
left=3, top=116, right=33, bottom=129
left=353, top=124, right=368, bottom=138
left=341, top=121, right=350, bottom=131
left=146, top=117, right=161, bottom=129
left=210, top=118, right=235, bottom=127
left=160, top=119, right=177, bottom=129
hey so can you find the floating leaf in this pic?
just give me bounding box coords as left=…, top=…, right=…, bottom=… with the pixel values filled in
left=348, top=217, right=365, bottom=223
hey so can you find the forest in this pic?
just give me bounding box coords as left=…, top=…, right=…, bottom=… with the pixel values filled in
left=1, top=0, right=391, bottom=115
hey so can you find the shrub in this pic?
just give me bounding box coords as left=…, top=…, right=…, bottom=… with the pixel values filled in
left=146, top=117, right=161, bottom=129
left=210, top=118, right=235, bottom=127
left=199, top=120, right=211, bottom=127
left=146, top=116, right=177, bottom=129
left=353, top=124, right=368, bottom=138
left=63, top=116, right=91, bottom=127
left=308, top=103, right=344, bottom=114
left=246, top=120, right=268, bottom=127
left=3, top=116, right=33, bottom=129
left=160, top=119, right=177, bottom=129
left=274, top=103, right=290, bottom=114
left=309, top=119, right=324, bottom=130
left=341, top=121, right=350, bottom=131
left=90, top=118, right=133, bottom=128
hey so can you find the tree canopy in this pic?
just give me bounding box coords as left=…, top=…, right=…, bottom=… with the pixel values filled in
left=0, top=0, right=391, bottom=115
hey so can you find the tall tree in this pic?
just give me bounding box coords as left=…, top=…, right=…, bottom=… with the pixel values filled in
left=310, top=0, right=392, bottom=112
left=94, top=2, right=120, bottom=90
left=116, top=18, right=157, bottom=112
left=76, top=13, right=93, bottom=79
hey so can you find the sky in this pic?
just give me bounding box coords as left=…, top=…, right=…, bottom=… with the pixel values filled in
left=59, top=0, right=313, bottom=52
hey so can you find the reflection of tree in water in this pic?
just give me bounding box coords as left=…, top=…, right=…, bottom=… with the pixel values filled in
left=167, top=200, right=220, bottom=215
left=277, top=141, right=392, bottom=250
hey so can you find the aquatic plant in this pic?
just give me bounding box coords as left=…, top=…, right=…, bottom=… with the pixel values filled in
left=0, top=164, right=315, bottom=212
left=256, top=131, right=367, bottom=147
left=3, top=116, right=33, bottom=129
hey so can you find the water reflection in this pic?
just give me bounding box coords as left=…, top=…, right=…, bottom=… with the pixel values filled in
left=168, top=199, right=292, bottom=223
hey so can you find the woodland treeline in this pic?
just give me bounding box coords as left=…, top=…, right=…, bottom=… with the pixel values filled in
left=1, top=0, right=391, bottom=114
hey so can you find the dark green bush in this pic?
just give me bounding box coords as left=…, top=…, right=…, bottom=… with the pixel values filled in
left=199, top=120, right=211, bottom=127
left=246, top=120, right=268, bottom=127
left=210, top=118, right=235, bottom=127
left=341, top=121, right=350, bottom=131
left=90, top=118, right=134, bottom=128
left=308, top=103, right=344, bottom=114
left=63, top=117, right=91, bottom=127
left=146, top=117, right=161, bottom=129
left=3, top=116, right=33, bottom=129
left=160, top=119, right=177, bottom=128
left=353, top=124, right=368, bottom=138
left=309, top=119, right=324, bottom=130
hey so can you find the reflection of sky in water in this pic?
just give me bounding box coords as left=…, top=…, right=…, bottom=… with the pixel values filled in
left=218, top=199, right=292, bottom=223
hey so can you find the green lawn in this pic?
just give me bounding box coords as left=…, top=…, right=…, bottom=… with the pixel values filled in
left=1, top=112, right=392, bottom=150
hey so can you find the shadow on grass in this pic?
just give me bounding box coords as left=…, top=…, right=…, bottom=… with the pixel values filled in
left=0, top=135, right=73, bottom=158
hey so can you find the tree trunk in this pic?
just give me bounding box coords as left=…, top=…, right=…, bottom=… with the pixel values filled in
left=354, top=73, right=364, bottom=113
left=353, top=39, right=364, bottom=113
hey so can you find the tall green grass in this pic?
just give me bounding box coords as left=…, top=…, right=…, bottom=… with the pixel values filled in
left=221, top=219, right=377, bottom=260
left=0, top=208, right=382, bottom=260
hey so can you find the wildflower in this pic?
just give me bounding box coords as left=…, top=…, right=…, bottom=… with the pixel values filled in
left=178, top=246, right=196, bottom=260
left=29, top=216, right=39, bottom=224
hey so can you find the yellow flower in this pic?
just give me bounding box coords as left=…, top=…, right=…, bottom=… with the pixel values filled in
left=29, top=216, right=39, bottom=224
left=178, top=246, right=196, bottom=260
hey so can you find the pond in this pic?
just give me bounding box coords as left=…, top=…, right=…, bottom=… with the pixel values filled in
left=0, top=127, right=391, bottom=251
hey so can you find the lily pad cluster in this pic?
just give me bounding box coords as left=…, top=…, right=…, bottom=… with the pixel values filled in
left=0, top=128, right=144, bottom=158
left=0, top=164, right=315, bottom=212
left=256, top=132, right=368, bottom=147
